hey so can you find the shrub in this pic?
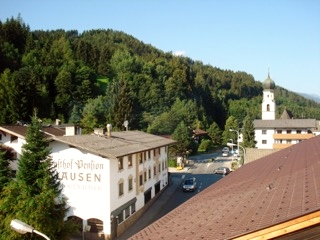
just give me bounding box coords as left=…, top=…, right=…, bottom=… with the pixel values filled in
left=168, top=159, right=177, bottom=167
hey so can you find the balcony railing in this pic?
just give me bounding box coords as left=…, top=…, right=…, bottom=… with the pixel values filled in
left=273, top=133, right=313, bottom=140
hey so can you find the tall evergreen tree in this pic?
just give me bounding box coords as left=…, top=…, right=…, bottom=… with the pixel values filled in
left=0, top=146, right=12, bottom=191
left=207, top=121, right=222, bottom=145
left=242, top=114, right=256, bottom=148
left=222, top=116, right=239, bottom=145
left=0, top=115, right=70, bottom=239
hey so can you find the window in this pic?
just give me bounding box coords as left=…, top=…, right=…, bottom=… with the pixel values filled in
left=148, top=168, right=151, bottom=179
left=262, top=130, right=267, bottom=134
left=138, top=153, right=143, bottom=164
left=287, top=130, right=291, bottom=134
left=119, top=182, right=124, bottom=196
left=262, top=140, right=267, bottom=144
left=158, top=163, right=161, bottom=173
left=154, top=165, right=156, bottom=176
left=118, top=157, right=123, bottom=170
left=267, top=104, right=270, bottom=111
left=277, top=130, right=282, bottom=134
left=148, top=150, right=151, bottom=159
left=139, top=174, right=143, bottom=186
left=117, top=211, right=124, bottom=224
left=128, top=155, right=132, bottom=167
left=125, top=206, right=130, bottom=219
left=297, top=130, right=301, bottom=134
left=131, top=203, right=136, bottom=213
left=144, top=171, right=147, bottom=182
left=128, top=177, right=133, bottom=191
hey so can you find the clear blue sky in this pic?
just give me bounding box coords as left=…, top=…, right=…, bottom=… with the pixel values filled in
left=1, top=0, right=320, bottom=95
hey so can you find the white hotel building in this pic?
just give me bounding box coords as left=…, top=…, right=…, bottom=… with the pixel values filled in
left=253, top=74, right=319, bottom=149
left=0, top=124, right=176, bottom=239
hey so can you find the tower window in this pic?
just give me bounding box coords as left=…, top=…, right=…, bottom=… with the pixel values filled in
left=267, top=104, right=270, bottom=111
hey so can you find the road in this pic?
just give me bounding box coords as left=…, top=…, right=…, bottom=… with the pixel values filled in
left=118, top=151, right=235, bottom=239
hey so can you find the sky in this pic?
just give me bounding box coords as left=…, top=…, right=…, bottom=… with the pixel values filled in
left=1, top=0, right=320, bottom=95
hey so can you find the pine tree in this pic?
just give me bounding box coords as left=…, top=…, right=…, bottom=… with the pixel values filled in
left=0, top=146, right=11, bottom=191
left=0, top=115, right=70, bottom=239
left=242, top=114, right=256, bottom=148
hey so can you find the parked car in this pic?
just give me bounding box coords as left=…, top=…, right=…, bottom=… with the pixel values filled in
left=222, top=147, right=230, bottom=157
left=182, top=177, right=197, bottom=192
left=222, top=151, right=229, bottom=157
left=213, top=167, right=231, bottom=175
left=222, top=147, right=230, bottom=152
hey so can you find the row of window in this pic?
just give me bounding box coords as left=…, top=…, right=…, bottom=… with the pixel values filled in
left=118, top=161, right=167, bottom=197
left=261, top=139, right=302, bottom=144
left=118, top=148, right=165, bottom=171
left=262, top=129, right=305, bottom=134
left=117, top=203, right=136, bottom=224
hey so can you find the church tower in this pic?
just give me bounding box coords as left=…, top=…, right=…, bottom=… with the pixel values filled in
left=262, top=73, right=276, bottom=120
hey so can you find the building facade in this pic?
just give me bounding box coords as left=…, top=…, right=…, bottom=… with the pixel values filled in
left=0, top=124, right=176, bottom=239
left=254, top=74, right=319, bottom=149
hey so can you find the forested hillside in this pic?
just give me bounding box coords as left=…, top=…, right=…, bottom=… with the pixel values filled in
left=1, top=16, right=320, bottom=134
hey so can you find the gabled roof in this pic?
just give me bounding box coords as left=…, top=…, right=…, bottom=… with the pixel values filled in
left=254, top=119, right=316, bottom=129
left=130, top=135, right=320, bottom=239
left=0, top=125, right=176, bottom=159
left=280, top=109, right=294, bottom=119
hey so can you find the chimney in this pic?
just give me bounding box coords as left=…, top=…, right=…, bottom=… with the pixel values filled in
left=106, top=124, right=112, bottom=137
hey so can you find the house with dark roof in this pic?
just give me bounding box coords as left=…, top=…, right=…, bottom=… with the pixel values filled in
left=254, top=74, right=319, bottom=150
left=130, top=134, right=320, bottom=240
left=0, top=123, right=176, bottom=240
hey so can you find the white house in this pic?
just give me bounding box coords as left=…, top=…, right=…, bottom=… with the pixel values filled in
left=0, top=124, right=176, bottom=239
left=254, top=74, right=319, bottom=149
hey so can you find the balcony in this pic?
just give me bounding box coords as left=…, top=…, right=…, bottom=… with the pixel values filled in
left=273, top=143, right=293, bottom=149
left=273, top=133, right=313, bottom=140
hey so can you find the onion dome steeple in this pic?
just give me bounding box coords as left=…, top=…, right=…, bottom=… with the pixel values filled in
left=263, top=72, right=275, bottom=90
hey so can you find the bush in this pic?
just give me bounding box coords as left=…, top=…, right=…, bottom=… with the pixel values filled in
left=198, top=139, right=213, bottom=152
left=168, top=159, right=177, bottom=167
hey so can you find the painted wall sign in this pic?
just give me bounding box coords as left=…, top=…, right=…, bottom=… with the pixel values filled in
left=54, top=159, right=105, bottom=191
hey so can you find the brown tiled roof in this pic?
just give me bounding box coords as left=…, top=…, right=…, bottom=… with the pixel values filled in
left=0, top=125, right=66, bottom=138
left=0, top=125, right=27, bottom=138
left=193, top=129, right=208, bottom=136
left=130, top=135, right=320, bottom=240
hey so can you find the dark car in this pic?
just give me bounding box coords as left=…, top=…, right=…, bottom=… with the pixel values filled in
left=213, top=167, right=231, bottom=175
left=182, top=177, right=197, bottom=192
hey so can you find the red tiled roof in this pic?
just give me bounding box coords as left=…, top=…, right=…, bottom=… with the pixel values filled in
left=130, top=135, right=320, bottom=239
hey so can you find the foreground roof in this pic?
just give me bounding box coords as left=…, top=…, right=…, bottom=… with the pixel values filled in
left=130, top=135, right=320, bottom=239
left=254, top=119, right=316, bottom=129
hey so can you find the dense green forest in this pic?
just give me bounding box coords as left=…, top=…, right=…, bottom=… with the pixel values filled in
left=1, top=16, right=320, bottom=134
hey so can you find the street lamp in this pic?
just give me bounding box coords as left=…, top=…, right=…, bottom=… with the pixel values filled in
left=227, top=142, right=246, bottom=166
left=229, top=129, right=240, bottom=156
left=229, top=139, right=234, bottom=152
left=10, top=219, right=50, bottom=240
